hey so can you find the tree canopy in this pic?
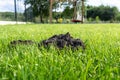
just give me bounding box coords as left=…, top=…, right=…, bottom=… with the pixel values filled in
left=24, top=0, right=85, bottom=23
left=24, top=0, right=120, bottom=23
left=24, top=0, right=49, bottom=22
left=87, top=5, right=119, bottom=21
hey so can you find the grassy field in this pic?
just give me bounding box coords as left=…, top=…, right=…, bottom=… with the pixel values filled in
left=0, top=24, right=120, bottom=80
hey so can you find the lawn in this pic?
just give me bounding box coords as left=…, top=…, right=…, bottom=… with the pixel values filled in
left=0, top=24, right=120, bottom=80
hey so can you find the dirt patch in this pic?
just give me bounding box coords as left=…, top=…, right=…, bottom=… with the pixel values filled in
left=9, top=32, right=85, bottom=50
left=10, top=40, right=35, bottom=47
left=38, top=32, right=85, bottom=50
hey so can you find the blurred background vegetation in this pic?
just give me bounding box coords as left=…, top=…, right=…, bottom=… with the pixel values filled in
left=0, top=0, right=120, bottom=23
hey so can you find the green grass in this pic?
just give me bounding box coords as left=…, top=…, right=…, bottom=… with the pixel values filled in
left=0, top=24, right=120, bottom=80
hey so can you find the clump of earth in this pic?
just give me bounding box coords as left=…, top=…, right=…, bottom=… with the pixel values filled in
left=10, top=40, right=35, bottom=47
left=10, top=32, right=85, bottom=50
left=38, top=32, right=85, bottom=50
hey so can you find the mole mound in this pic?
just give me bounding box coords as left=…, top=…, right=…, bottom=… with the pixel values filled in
left=38, top=32, right=85, bottom=50
left=10, top=40, right=35, bottom=47
left=9, top=32, right=85, bottom=50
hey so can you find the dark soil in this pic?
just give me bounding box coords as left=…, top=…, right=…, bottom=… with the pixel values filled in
left=10, top=40, right=35, bottom=47
left=9, top=32, right=85, bottom=50
left=38, top=32, right=85, bottom=50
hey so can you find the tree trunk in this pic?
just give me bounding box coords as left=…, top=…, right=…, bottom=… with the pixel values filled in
left=40, top=15, right=43, bottom=23
left=49, top=0, right=53, bottom=23
left=40, top=8, right=43, bottom=23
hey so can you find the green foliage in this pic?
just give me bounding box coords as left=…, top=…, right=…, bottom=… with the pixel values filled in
left=0, top=12, right=24, bottom=21
left=24, top=6, right=34, bottom=22
left=24, top=0, right=49, bottom=22
left=0, top=12, right=14, bottom=21
left=116, top=13, right=120, bottom=21
left=88, top=17, right=93, bottom=22
left=0, top=24, right=120, bottom=80
left=95, top=16, right=100, bottom=23
left=87, top=5, right=119, bottom=21
left=62, top=6, right=74, bottom=19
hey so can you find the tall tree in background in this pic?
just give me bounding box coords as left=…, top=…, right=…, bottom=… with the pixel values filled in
left=24, top=0, right=49, bottom=23
left=24, top=0, right=86, bottom=23
left=50, top=0, right=86, bottom=23
left=62, top=6, right=74, bottom=19
left=49, top=0, right=68, bottom=23
left=49, top=0, right=53, bottom=23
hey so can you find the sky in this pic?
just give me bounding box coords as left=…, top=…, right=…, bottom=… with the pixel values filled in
left=0, top=0, right=24, bottom=12
left=0, top=0, right=120, bottom=12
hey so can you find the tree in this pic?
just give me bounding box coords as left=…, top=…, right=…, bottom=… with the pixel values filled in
left=24, top=6, right=34, bottom=22
left=87, top=5, right=119, bottom=21
left=55, top=0, right=86, bottom=23
left=49, top=0, right=53, bottom=23
left=62, top=6, right=74, bottom=19
left=24, top=0, right=86, bottom=23
left=49, top=0, right=69, bottom=23
left=116, top=12, right=120, bottom=21
left=24, top=0, right=49, bottom=23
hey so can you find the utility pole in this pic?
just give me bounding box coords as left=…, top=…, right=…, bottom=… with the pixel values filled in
left=24, top=2, right=27, bottom=22
left=81, top=0, right=84, bottom=23
left=49, top=0, right=53, bottom=23
left=14, top=0, right=17, bottom=22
